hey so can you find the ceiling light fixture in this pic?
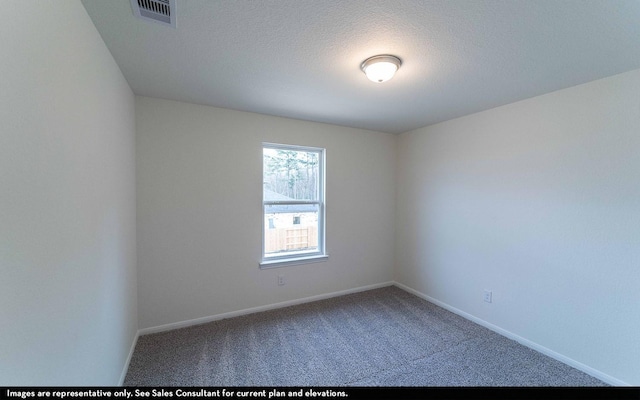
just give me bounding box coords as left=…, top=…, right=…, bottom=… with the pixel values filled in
left=360, top=55, right=402, bottom=83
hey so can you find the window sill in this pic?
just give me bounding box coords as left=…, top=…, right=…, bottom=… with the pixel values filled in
left=259, top=254, right=329, bottom=269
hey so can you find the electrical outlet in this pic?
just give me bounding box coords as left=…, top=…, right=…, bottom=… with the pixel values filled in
left=484, top=290, right=492, bottom=303
left=278, top=275, right=285, bottom=286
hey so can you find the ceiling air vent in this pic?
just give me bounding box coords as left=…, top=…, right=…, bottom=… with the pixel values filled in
left=130, top=0, right=176, bottom=28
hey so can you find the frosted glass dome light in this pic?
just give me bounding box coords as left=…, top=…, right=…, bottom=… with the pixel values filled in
left=361, top=55, right=402, bottom=83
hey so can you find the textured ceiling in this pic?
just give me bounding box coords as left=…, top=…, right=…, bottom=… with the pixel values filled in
left=81, top=0, right=640, bottom=134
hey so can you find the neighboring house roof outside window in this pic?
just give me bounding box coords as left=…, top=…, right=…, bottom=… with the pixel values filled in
left=264, top=189, right=317, bottom=213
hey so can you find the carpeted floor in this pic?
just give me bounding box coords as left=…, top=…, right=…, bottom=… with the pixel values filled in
left=124, top=286, right=607, bottom=386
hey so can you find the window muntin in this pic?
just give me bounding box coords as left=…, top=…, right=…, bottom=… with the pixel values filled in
left=262, top=143, right=325, bottom=265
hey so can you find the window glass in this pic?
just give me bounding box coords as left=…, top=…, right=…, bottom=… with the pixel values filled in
left=262, top=144, right=325, bottom=264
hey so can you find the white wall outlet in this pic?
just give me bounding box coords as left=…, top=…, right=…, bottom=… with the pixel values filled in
left=278, top=275, right=285, bottom=286
left=484, top=290, right=492, bottom=303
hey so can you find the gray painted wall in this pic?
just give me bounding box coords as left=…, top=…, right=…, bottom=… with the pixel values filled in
left=135, top=96, right=396, bottom=330
left=396, top=69, right=640, bottom=385
left=0, top=1, right=137, bottom=385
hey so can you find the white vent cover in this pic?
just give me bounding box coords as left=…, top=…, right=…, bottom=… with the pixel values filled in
left=130, top=0, right=176, bottom=28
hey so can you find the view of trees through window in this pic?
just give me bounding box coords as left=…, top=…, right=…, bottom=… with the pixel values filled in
left=263, top=146, right=322, bottom=258
left=263, top=149, right=319, bottom=200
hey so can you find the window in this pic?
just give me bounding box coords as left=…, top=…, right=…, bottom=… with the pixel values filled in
left=261, top=143, right=326, bottom=267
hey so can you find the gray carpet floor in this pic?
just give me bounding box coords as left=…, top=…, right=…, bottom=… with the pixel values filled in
left=124, top=286, right=607, bottom=386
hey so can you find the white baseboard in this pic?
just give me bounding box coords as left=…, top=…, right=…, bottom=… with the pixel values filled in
left=139, top=281, right=394, bottom=336
left=393, top=282, right=630, bottom=387
left=118, top=330, right=139, bottom=386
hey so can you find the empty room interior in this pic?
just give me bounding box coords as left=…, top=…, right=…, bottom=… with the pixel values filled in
left=2, top=0, right=640, bottom=387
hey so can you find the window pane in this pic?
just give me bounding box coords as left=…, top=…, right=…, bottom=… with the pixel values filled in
left=263, top=148, right=319, bottom=201
left=264, top=204, right=319, bottom=258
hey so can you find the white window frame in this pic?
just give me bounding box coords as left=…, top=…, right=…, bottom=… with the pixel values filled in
left=260, top=142, right=327, bottom=268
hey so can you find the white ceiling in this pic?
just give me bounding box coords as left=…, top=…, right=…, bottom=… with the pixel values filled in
left=81, top=0, right=640, bottom=134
